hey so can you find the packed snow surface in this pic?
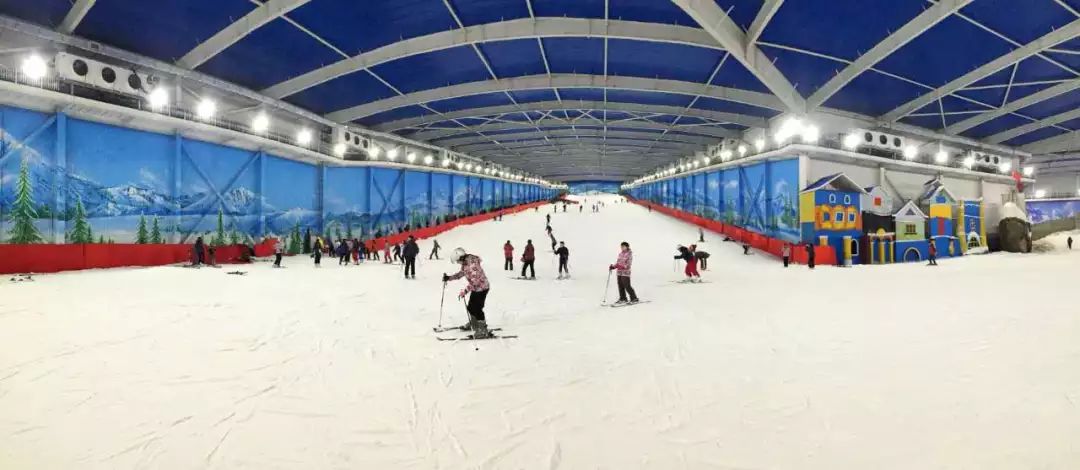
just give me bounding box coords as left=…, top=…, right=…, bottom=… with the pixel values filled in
left=2, top=194, right=1079, bottom=469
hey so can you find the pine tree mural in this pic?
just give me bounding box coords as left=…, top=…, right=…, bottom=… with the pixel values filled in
left=98, top=235, right=105, bottom=244
left=212, top=208, right=227, bottom=246
left=7, top=158, right=43, bottom=244
left=228, top=228, right=241, bottom=245
left=150, top=217, right=162, bottom=244
left=346, top=223, right=353, bottom=239
left=68, top=198, right=94, bottom=244
left=287, top=223, right=302, bottom=254
left=136, top=215, right=149, bottom=244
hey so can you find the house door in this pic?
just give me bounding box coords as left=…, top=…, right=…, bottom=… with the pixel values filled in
left=937, top=218, right=945, bottom=235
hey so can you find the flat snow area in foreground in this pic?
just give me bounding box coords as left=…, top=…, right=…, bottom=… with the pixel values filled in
left=2, top=194, right=1079, bottom=469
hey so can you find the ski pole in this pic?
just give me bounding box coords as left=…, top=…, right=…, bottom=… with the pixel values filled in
left=437, top=281, right=447, bottom=328
left=602, top=269, right=613, bottom=304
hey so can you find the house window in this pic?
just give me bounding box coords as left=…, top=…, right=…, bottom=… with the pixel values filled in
left=904, top=223, right=917, bottom=235
left=848, top=212, right=856, bottom=222
left=827, top=194, right=836, bottom=204
left=844, top=195, right=852, bottom=204
left=873, top=197, right=882, bottom=207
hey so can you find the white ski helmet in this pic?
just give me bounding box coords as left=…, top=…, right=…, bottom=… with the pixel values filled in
left=451, top=247, right=467, bottom=263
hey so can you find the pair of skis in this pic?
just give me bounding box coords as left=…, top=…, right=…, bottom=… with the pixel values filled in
left=434, top=325, right=516, bottom=341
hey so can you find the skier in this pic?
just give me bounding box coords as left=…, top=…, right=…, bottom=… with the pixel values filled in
left=555, top=241, right=570, bottom=279
left=609, top=242, right=639, bottom=304
left=675, top=245, right=700, bottom=281
left=402, top=235, right=419, bottom=279
left=273, top=237, right=284, bottom=268
left=520, top=239, right=536, bottom=279
left=351, top=238, right=361, bottom=265
left=548, top=231, right=557, bottom=252
left=1069, top=236, right=1073, bottom=250
left=207, top=246, right=217, bottom=267
left=693, top=247, right=710, bottom=270
left=546, top=213, right=551, bottom=225
left=337, top=239, right=350, bottom=266
left=579, top=205, right=583, bottom=213
left=805, top=242, right=815, bottom=269
left=192, top=237, right=206, bottom=266
left=503, top=240, right=514, bottom=271
left=392, top=243, right=402, bottom=263
left=443, top=248, right=492, bottom=338
left=312, top=237, right=323, bottom=266
left=382, top=241, right=392, bottom=264
left=698, top=227, right=705, bottom=243
left=781, top=243, right=791, bottom=268
left=429, top=239, right=441, bottom=260
left=742, top=241, right=751, bottom=255
left=928, top=239, right=938, bottom=266
left=357, top=239, right=367, bottom=263
left=368, top=239, right=379, bottom=261
left=562, top=204, right=567, bottom=212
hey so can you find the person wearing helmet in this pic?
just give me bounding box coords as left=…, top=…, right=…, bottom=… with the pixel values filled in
left=503, top=240, right=514, bottom=271
left=609, top=242, right=638, bottom=304
left=443, top=248, right=492, bottom=338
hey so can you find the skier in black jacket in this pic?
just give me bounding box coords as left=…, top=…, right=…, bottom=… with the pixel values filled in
left=555, top=241, right=570, bottom=279
left=402, top=236, right=420, bottom=279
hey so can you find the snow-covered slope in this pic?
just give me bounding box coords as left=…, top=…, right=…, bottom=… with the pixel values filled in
left=1, top=195, right=1079, bottom=469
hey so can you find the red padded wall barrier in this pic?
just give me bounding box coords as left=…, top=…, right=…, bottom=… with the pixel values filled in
left=626, top=197, right=837, bottom=266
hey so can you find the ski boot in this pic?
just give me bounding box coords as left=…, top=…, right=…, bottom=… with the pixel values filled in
left=613, top=299, right=628, bottom=306
left=472, top=319, right=492, bottom=339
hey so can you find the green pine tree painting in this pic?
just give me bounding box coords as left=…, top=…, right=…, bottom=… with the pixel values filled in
left=150, top=217, right=162, bottom=244
left=346, top=223, right=353, bottom=239
left=228, top=228, right=241, bottom=245
left=98, top=235, right=105, bottom=244
left=7, top=158, right=43, bottom=244
left=136, top=215, right=149, bottom=244
left=287, top=224, right=302, bottom=254
left=212, top=209, right=227, bottom=246
left=68, top=198, right=94, bottom=244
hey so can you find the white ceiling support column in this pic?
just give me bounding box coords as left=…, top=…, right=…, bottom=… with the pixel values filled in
left=178, top=0, right=311, bottom=69
left=808, top=0, right=972, bottom=108
left=670, top=0, right=806, bottom=113
left=1023, top=130, right=1080, bottom=154
left=58, top=0, right=97, bottom=34
left=880, top=18, right=1080, bottom=122
left=945, top=78, right=1080, bottom=134
left=746, top=0, right=783, bottom=46
left=324, top=74, right=785, bottom=122
left=986, top=108, right=1080, bottom=144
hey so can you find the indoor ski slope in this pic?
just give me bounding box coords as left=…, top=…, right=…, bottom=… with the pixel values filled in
left=2, top=194, right=1079, bottom=469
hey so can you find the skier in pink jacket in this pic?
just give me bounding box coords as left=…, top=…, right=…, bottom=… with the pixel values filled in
left=609, top=241, right=639, bottom=304
left=443, top=248, right=493, bottom=338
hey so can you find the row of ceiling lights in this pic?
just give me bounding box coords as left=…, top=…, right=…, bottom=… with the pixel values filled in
left=19, top=54, right=555, bottom=187
left=625, top=116, right=1035, bottom=189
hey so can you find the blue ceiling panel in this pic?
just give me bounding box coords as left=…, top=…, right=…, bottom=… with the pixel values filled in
left=941, top=95, right=994, bottom=113
left=287, top=0, right=456, bottom=55
left=954, top=88, right=1007, bottom=106
left=510, top=89, right=559, bottom=103
left=197, top=19, right=343, bottom=90
left=608, top=40, right=723, bottom=83
left=557, top=88, right=607, bottom=102
left=642, top=115, right=679, bottom=124
left=876, top=16, right=1014, bottom=87
left=353, top=105, right=432, bottom=127
left=969, top=67, right=1016, bottom=87
left=959, top=0, right=1075, bottom=44
left=604, top=111, right=634, bottom=121
left=1043, top=51, right=1080, bottom=72
left=710, top=59, right=771, bottom=94
left=434, top=132, right=481, bottom=141
left=426, top=121, right=465, bottom=129
left=609, top=0, right=696, bottom=26
left=1013, top=56, right=1076, bottom=82
left=692, top=97, right=780, bottom=118
left=456, top=117, right=490, bottom=126
left=959, top=113, right=1031, bottom=139
left=761, top=0, right=926, bottom=60
left=543, top=38, right=605, bottom=75
left=1003, top=126, right=1068, bottom=146
left=284, top=71, right=397, bottom=114
left=1061, top=117, right=1080, bottom=130
left=531, top=0, right=605, bottom=18
left=499, top=113, right=535, bottom=122
left=75, top=0, right=255, bottom=62
left=605, top=90, right=695, bottom=107
left=1004, top=83, right=1055, bottom=104
left=371, top=45, right=491, bottom=94
left=426, top=92, right=515, bottom=113
left=478, top=39, right=546, bottom=78
left=823, top=70, right=927, bottom=117
left=1017, top=88, right=1080, bottom=119
left=900, top=115, right=947, bottom=131
left=710, top=1, right=763, bottom=30
left=0, top=0, right=72, bottom=28
left=446, top=0, right=531, bottom=26
left=760, top=45, right=845, bottom=98
left=609, top=127, right=664, bottom=134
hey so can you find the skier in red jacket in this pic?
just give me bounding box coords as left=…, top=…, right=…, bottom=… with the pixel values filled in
left=675, top=245, right=700, bottom=281
left=503, top=240, right=514, bottom=271
left=520, top=240, right=536, bottom=279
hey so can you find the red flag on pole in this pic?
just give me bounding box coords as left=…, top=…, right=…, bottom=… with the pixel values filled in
left=1011, top=170, right=1024, bottom=192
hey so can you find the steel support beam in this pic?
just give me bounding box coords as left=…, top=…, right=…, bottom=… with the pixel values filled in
left=178, top=0, right=312, bottom=69
left=440, top=128, right=718, bottom=147
left=410, top=118, right=741, bottom=141
left=1023, top=130, right=1080, bottom=154
left=808, top=0, right=972, bottom=108
left=881, top=18, right=1080, bottom=121
left=670, top=0, right=806, bottom=112
left=988, top=108, right=1080, bottom=144
left=945, top=78, right=1080, bottom=134
left=325, top=74, right=784, bottom=122
left=58, top=0, right=97, bottom=34
left=746, top=0, right=783, bottom=46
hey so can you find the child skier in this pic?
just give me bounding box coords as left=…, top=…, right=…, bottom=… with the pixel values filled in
left=781, top=243, right=791, bottom=267
left=503, top=240, right=514, bottom=271
left=273, top=238, right=284, bottom=268
left=443, top=248, right=492, bottom=339
left=555, top=241, right=570, bottom=279
left=520, top=240, right=536, bottom=279
left=609, top=242, right=639, bottom=304
left=675, top=245, right=700, bottom=281
left=928, top=239, right=938, bottom=266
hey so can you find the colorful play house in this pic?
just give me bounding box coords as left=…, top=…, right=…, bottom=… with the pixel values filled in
left=917, top=178, right=962, bottom=257
left=861, top=185, right=896, bottom=264
left=800, top=174, right=866, bottom=265
left=959, top=199, right=986, bottom=252
left=894, top=200, right=930, bottom=262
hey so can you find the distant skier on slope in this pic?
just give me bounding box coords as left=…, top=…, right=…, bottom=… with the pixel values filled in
left=429, top=239, right=441, bottom=260
left=555, top=241, right=570, bottom=279
left=403, top=235, right=419, bottom=279
left=192, top=236, right=206, bottom=266
left=443, top=248, right=492, bottom=338
left=546, top=213, right=551, bottom=225
left=675, top=245, right=700, bottom=281
left=805, top=242, right=815, bottom=269
left=609, top=242, right=639, bottom=304
left=521, top=239, right=536, bottom=279
left=503, top=240, right=514, bottom=271
left=273, top=237, right=284, bottom=268
left=312, top=237, right=323, bottom=267
left=392, top=242, right=403, bottom=263
left=781, top=243, right=791, bottom=268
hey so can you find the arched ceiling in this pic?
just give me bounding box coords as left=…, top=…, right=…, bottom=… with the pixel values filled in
left=3, top=0, right=1079, bottom=181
